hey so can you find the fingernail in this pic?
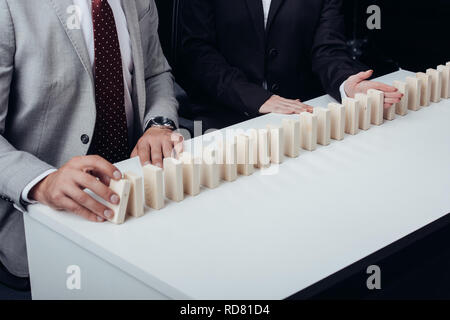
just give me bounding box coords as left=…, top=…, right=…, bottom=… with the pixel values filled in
left=104, top=210, right=114, bottom=219
left=156, top=162, right=163, bottom=168
left=110, top=194, right=120, bottom=204
left=113, top=171, right=122, bottom=180
left=143, top=161, right=150, bottom=166
left=97, top=216, right=105, bottom=222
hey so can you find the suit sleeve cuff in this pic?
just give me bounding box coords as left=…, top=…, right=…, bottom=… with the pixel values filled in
left=21, top=169, right=57, bottom=204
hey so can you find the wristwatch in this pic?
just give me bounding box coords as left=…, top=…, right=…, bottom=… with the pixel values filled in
left=145, top=116, right=177, bottom=132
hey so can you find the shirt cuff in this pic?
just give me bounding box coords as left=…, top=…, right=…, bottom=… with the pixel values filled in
left=339, top=80, right=349, bottom=101
left=21, top=169, right=57, bottom=204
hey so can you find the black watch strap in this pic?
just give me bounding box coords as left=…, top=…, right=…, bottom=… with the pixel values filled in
left=145, top=116, right=177, bottom=132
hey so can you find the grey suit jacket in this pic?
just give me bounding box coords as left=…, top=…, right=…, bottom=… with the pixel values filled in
left=0, top=0, right=179, bottom=277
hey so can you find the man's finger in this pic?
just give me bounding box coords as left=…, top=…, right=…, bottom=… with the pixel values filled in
left=372, top=82, right=398, bottom=93
left=355, top=70, right=373, bottom=81
left=137, top=142, right=151, bottom=165
left=162, top=141, right=173, bottom=159
left=74, top=155, right=122, bottom=181
left=384, top=103, right=394, bottom=109
left=150, top=143, right=164, bottom=168
left=67, top=187, right=114, bottom=221
left=60, top=195, right=104, bottom=223
left=74, top=172, right=120, bottom=205
left=385, top=97, right=401, bottom=104
left=384, top=91, right=404, bottom=99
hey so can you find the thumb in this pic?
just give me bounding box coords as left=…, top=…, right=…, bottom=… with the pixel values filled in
left=355, top=70, right=373, bottom=82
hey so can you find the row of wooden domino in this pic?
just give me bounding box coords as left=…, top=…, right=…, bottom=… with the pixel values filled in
left=105, top=63, right=450, bottom=224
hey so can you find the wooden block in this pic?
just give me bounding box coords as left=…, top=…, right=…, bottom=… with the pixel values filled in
left=343, top=97, right=360, bottom=134
left=143, top=164, right=164, bottom=210
left=219, top=139, right=238, bottom=182
left=236, top=134, right=255, bottom=176
left=299, top=112, right=317, bottom=151
left=328, top=103, right=345, bottom=141
left=164, top=158, right=184, bottom=202
left=201, top=147, right=220, bottom=188
left=179, top=152, right=201, bottom=196
left=266, top=125, right=284, bottom=164
left=406, top=77, right=422, bottom=111
left=354, top=93, right=371, bottom=130
left=247, top=129, right=259, bottom=168
left=416, top=72, right=431, bottom=107
left=313, top=107, right=331, bottom=145
left=282, top=119, right=301, bottom=158
left=124, top=172, right=144, bottom=218
left=256, top=129, right=270, bottom=168
left=427, top=68, right=443, bottom=103
left=393, top=81, right=409, bottom=116
left=367, top=89, right=384, bottom=125
left=437, top=65, right=450, bottom=99
left=107, top=179, right=131, bottom=225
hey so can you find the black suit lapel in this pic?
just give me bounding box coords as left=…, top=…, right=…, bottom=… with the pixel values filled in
left=245, top=0, right=265, bottom=45
left=267, top=0, right=286, bottom=32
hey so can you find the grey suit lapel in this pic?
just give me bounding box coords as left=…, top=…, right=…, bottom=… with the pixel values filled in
left=48, top=0, right=94, bottom=84
left=122, top=0, right=146, bottom=125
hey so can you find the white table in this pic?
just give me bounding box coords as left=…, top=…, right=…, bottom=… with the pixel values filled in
left=24, top=70, right=450, bottom=299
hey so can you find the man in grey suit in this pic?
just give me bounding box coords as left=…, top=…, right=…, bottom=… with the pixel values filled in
left=0, top=0, right=180, bottom=283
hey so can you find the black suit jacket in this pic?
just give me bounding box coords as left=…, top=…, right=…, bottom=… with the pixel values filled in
left=180, top=0, right=367, bottom=129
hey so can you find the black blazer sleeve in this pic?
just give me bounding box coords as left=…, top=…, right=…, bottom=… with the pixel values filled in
left=181, top=0, right=272, bottom=117
left=311, top=0, right=368, bottom=101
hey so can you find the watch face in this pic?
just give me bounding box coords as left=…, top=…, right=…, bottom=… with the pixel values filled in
left=150, top=117, right=176, bottom=130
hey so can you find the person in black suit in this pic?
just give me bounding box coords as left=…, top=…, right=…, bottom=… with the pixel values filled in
left=179, top=0, right=402, bottom=131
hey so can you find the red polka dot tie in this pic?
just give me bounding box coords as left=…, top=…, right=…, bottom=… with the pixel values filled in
left=88, top=0, right=129, bottom=163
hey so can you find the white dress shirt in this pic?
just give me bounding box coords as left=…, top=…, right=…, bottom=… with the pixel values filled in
left=22, top=0, right=134, bottom=203
left=261, top=0, right=348, bottom=99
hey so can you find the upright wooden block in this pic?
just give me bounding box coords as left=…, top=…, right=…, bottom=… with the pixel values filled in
left=282, top=119, right=301, bottom=158
left=313, top=107, right=331, bottom=145
left=406, top=77, right=422, bottom=111
left=437, top=65, right=450, bottom=99
left=124, top=172, right=144, bottom=218
left=202, top=147, right=220, bottom=188
left=219, top=139, right=238, bottom=182
left=393, top=81, right=409, bottom=116
left=247, top=129, right=259, bottom=168
left=236, top=134, right=255, bottom=176
left=343, top=97, right=360, bottom=134
left=299, top=112, right=317, bottom=151
left=354, top=93, right=371, bottom=130
left=164, top=158, right=184, bottom=202
left=427, top=68, right=443, bottom=103
left=328, top=103, right=345, bottom=141
left=256, top=129, right=271, bottom=168
left=267, top=125, right=284, bottom=164
left=416, top=72, right=431, bottom=107
left=143, top=164, right=164, bottom=210
left=179, top=152, right=201, bottom=196
left=367, top=89, right=384, bottom=125
left=107, top=179, right=131, bottom=225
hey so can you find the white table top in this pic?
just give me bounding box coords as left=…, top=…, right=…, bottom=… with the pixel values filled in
left=27, top=70, right=450, bottom=299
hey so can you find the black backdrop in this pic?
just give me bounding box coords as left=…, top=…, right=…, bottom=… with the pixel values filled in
left=155, top=0, right=450, bottom=78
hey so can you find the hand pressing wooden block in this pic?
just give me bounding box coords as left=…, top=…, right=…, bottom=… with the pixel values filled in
left=343, top=97, right=360, bottom=134
left=393, top=81, right=409, bottom=116
left=416, top=72, right=431, bottom=107
left=237, top=134, right=255, bottom=176
left=163, top=158, right=184, bottom=202
left=179, top=152, right=201, bottom=196
left=354, top=94, right=371, bottom=130
left=282, top=119, right=301, bottom=158
left=107, top=179, right=131, bottom=225
left=124, top=172, right=144, bottom=218
left=427, top=68, right=443, bottom=103
left=299, top=112, right=317, bottom=151
left=143, top=164, right=164, bottom=210
left=437, top=65, right=450, bottom=99
left=219, top=139, right=238, bottom=182
left=202, top=147, right=220, bottom=188
left=313, top=107, right=331, bottom=145
left=328, top=103, right=345, bottom=141
left=368, top=89, right=384, bottom=125
left=406, top=77, right=422, bottom=111
left=266, top=125, right=285, bottom=164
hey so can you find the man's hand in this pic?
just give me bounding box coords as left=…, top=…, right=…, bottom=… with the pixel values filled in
left=344, top=70, right=403, bottom=109
left=131, top=127, right=184, bottom=168
left=29, top=155, right=123, bottom=223
left=259, top=95, right=314, bottom=115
